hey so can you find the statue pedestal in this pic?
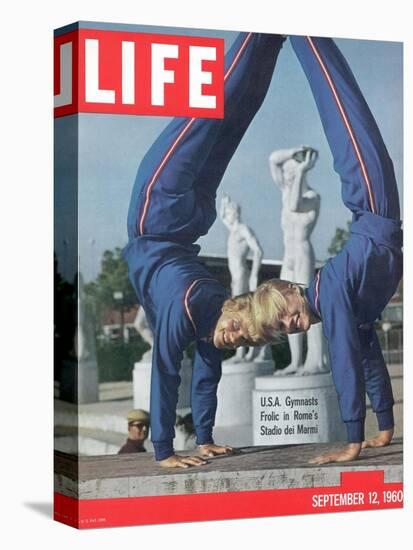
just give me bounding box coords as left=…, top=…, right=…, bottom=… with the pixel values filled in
left=214, top=360, right=273, bottom=446
left=59, top=359, right=99, bottom=404
left=133, top=358, right=192, bottom=411
left=253, top=373, right=346, bottom=445
left=78, top=359, right=99, bottom=404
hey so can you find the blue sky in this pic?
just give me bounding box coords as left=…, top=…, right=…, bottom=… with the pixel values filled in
left=55, top=26, right=403, bottom=282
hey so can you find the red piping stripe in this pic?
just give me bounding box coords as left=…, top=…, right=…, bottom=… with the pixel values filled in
left=224, top=32, right=253, bottom=82
left=306, top=36, right=376, bottom=214
left=184, top=278, right=217, bottom=332
left=138, top=33, right=254, bottom=235
left=139, top=118, right=196, bottom=235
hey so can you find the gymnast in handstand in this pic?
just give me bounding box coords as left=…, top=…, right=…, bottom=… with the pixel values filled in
left=249, top=36, right=402, bottom=463
left=123, top=33, right=286, bottom=468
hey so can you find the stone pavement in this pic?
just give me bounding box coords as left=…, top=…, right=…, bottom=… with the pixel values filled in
left=54, top=438, right=402, bottom=499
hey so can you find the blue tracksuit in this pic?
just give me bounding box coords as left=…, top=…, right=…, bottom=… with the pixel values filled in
left=123, top=33, right=285, bottom=460
left=291, top=37, right=403, bottom=443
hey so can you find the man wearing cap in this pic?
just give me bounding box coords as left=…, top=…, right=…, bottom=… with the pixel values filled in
left=118, top=409, right=150, bottom=454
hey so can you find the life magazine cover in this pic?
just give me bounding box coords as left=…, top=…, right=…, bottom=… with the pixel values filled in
left=53, top=20, right=403, bottom=528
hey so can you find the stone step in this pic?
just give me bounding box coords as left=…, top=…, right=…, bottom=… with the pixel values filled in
left=54, top=398, right=134, bottom=432
left=99, top=381, right=133, bottom=401
left=54, top=426, right=125, bottom=455
left=388, top=376, right=403, bottom=402
left=55, top=434, right=122, bottom=457
left=365, top=402, right=403, bottom=439
left=55, top=398, right=191, bottom=432
left=387, top=363, right=403, bottom=378
left=54, top=425, right=192, bottom=456
left=55, top=425, right=126, bottom=444
left=366, top=362, right=403, bottom=441
left=54, top=380, right=134, bottom=402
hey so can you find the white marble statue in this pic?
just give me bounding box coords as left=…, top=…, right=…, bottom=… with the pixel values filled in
left=269, top=146, right=329, bottom=375
left=76, top=273, right=96, bottom=362
left=174, top=413, right=196, bottom=451
left=134, top=307, right=190, bottom=365
left=134, top=307, right=154, bottom=362
left=133, top=307, right=191, bottom=409
left=220, top=193, right=268, bottom=363
left=75, top=273, right=99, bottom=403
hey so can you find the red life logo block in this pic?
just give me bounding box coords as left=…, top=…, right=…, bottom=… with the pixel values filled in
left=54, top=29, right=225, bottom=119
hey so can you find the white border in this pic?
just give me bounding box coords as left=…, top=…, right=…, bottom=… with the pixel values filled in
left=1, top=0, right=410, bottom=547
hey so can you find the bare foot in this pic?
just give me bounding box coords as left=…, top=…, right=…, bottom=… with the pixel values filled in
left=309, top=443, right=362, bottom=465
left=297, top=362, right=329, bottom=376
left=362, top=428, right=394, bottom=449
left=197, top=443, right=233, bottom=458
left=245, top=347, right=259, bottom=361
left=223, top=354, right=245, bottom=365
left=253, top=345, right=273, bottom=362
left=274, top=362, right=303, bottom=376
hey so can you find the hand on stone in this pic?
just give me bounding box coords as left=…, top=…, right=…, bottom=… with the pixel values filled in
left=308, top=443, right=362, bottom=464
left=197, top=443, right=234, bottom=458
left=362, top=428, right=394, bottom=449
left=159, top=453, right=208, bottom=469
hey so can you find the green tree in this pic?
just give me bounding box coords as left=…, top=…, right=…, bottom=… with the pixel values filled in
left=328, top=221, right=351, bottom=256
left=84, top=247, right=136, bottom=327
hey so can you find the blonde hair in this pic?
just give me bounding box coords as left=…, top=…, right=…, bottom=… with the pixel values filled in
left=222, top=280, right=290, bottom=346
left=221, top=292, right=262, bottom=344
left=252, top=280, right=289, bottom=343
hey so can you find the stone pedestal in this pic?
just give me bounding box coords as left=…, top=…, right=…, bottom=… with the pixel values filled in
left=214, top=359, right=273, bottom=446
left=78, top=359, right=99, bottom=404
left=133, top=358, right=192, bottom=411
left=253, top=373, right=346, bottom=445
left=59, top=359, right=99, bottom=404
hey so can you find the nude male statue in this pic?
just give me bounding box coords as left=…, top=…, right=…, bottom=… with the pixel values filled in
left=76, top=273, right=97, bottom=362
left=269, top=146, right=329, bottom=375
left=134, top=306, right=154, bottom=362
left=134, top=306, right=190, bottom=365
left=220, top=193, right=265, bottom=362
